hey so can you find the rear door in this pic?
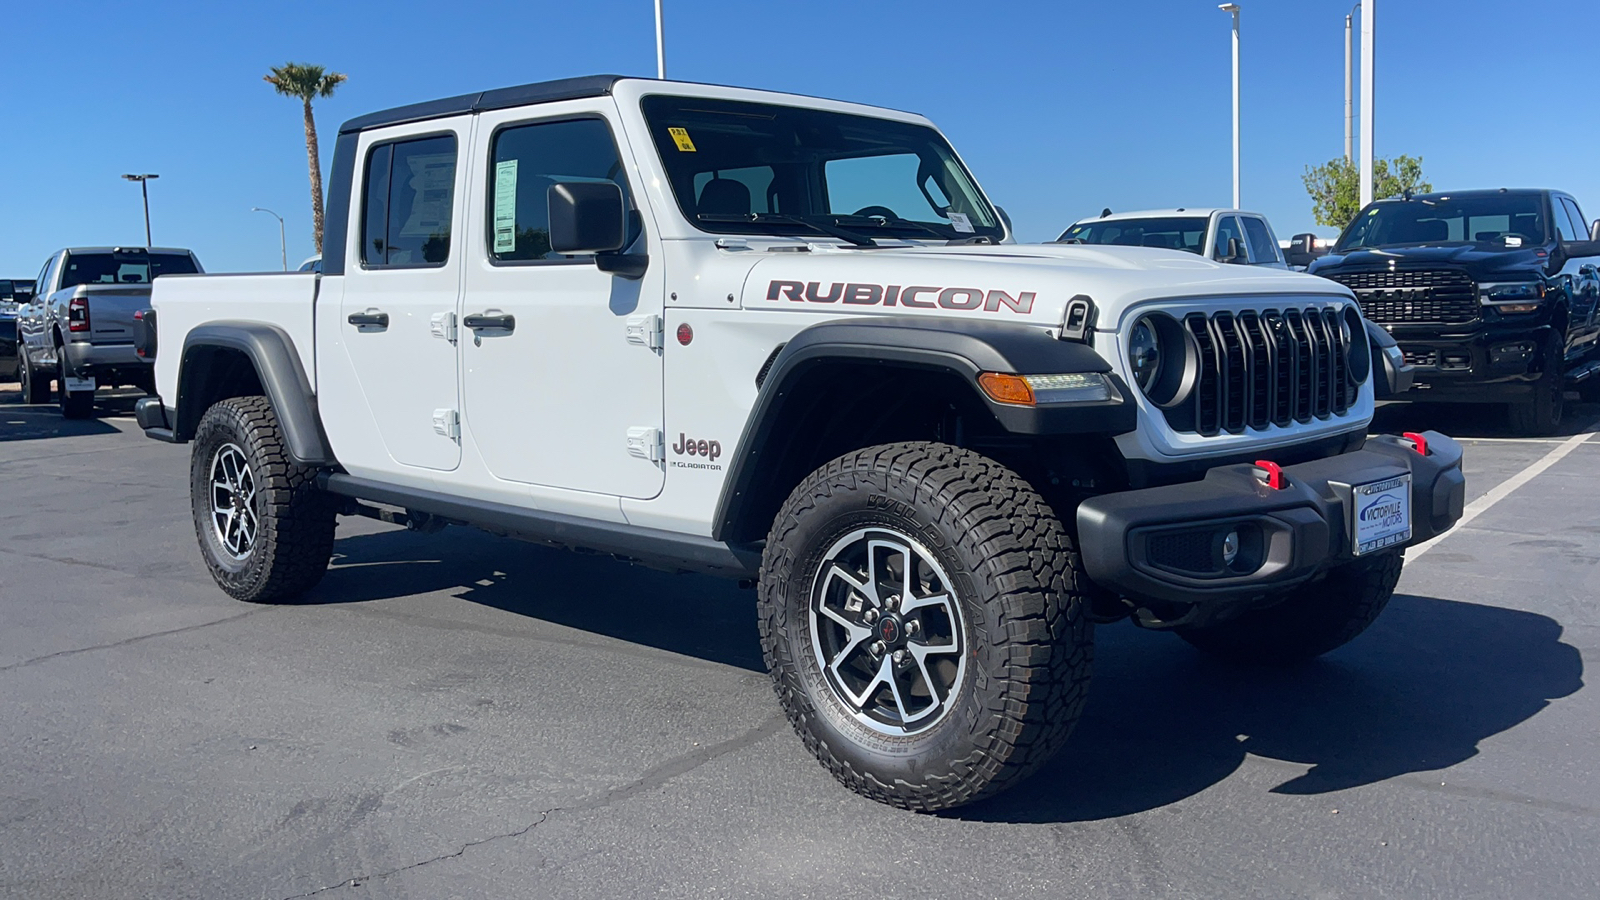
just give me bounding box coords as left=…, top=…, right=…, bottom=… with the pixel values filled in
left=458, top=101, right=665, bottom=500
left=334, top=121, right=470, bottom=472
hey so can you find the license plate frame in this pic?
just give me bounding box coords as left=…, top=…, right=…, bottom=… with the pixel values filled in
left=1351, top=474, right=1413, bottom=556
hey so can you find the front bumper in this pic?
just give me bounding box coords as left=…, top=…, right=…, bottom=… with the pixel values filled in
left=1077, top=431, right=1465, bottom=606
left=1392, top=321, right=1554, bottom=399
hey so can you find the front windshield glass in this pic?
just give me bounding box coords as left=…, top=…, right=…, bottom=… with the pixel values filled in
left=1056, top=217, right=1208, bottom=254
left=1336, top=194, right=1547, bottom=252
left=640, top=95, right=1003, bottom=243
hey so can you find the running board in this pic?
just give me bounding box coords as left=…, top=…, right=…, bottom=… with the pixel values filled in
left=1567, top=360, right=1600, bottom=384
left=318, top=473, right=761, bottom=578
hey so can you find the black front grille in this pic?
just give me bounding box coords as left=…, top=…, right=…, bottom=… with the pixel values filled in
left=1178, top=307, right=1355, bottom=437
left=1325, top=269, right=1478, bottom=325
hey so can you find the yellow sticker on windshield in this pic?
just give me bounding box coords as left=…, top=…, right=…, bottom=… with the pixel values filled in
left=668, top=127, right=697, bottom=152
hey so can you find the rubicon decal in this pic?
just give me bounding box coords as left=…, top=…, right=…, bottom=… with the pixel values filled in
left=766, top=281, right=1035, bottom=314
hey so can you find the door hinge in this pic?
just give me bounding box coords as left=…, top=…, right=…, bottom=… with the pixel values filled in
left=625, top=314, right=663, bottom=350
left=432, top=408, right=460, bottom=440
left=626, top=426, right=663, bottom=462
left=431, top=310, right=458, bottom=344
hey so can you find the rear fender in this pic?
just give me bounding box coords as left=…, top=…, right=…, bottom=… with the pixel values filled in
left=174, top=322, right=334, bottom=466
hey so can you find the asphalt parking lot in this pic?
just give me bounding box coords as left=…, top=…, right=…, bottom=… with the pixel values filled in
left=2, top=385, right=1596, bottom=900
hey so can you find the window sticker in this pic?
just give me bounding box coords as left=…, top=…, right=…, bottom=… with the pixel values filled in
left=949, top=211, right=974, bottom=233
left=493, top=159, right=518, bottom=253
left=397, top=152, right=455, bottom=238
left=668, top=127, right=697, bottom=152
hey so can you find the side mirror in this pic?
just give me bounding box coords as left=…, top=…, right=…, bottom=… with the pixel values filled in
left=995, top=205, right=1015, bottom=240
left=548, top=181, right=626, bottom=255
left=1591, top=219, right=1600, bottom=242
left=1220, top=236, right=1247, bottom=264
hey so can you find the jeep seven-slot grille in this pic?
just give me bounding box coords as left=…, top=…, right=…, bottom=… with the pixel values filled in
left=1323, top=269, right=1478, bottom=325
left=1178, top=307, right=1353, bottom=436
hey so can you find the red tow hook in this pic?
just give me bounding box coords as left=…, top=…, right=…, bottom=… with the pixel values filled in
left=1254, top=459, right=1286, bottom=490
left=1402, top=432, right=1430, bottom=456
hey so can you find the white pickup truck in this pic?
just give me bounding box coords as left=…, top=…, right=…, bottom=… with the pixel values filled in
left=141, top=75, right=1465, bottom=812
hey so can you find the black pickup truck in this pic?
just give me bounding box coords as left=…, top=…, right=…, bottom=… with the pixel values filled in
left=1310, top=189, right=1600, bottom=433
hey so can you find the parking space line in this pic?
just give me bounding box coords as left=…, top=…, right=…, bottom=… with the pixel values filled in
left=1408, top=430, right=1596, bottom=561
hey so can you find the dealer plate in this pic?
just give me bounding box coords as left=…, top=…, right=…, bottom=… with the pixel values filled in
left=64, top=376, right=96, bottom=392
left=1352, top=474, right=1412, bottom=556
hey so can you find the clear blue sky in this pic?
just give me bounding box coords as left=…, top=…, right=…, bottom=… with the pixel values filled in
left=4, top=0, right=1597, bottom=275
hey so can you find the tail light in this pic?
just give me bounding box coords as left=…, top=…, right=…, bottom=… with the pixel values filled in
left=68, top=295, right=90, bottom=332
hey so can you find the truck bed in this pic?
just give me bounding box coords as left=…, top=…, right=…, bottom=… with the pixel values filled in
left=151, top=273, right=321, bottom=402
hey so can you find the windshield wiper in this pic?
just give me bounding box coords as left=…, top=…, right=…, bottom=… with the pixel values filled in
left=698, top=213, right=878, bottom=247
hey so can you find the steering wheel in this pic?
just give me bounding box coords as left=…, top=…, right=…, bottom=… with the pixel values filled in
left=851, top=205, right=900, bottom=221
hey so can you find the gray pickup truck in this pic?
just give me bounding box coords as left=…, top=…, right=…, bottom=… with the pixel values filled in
left=15, top=246, right=201, bottom=417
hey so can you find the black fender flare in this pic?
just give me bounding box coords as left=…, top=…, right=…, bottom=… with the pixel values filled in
left=175, top=322, right=335, bottom=466
left=711, top=316, right=1135, bottom=542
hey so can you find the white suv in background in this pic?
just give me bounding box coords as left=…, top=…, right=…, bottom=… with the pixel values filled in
left=1058, top=208, right=1289, bottom=269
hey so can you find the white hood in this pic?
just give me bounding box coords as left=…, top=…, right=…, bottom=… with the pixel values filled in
left=737, top=243, right=1353, bottom=333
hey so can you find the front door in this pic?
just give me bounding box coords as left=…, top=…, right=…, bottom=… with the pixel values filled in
left=337, top=124, right=469, bottom=472
left=459, top=104, right=664, bottom=500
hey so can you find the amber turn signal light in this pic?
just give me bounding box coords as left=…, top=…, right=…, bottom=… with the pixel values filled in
left=978, top=372, right=1036, bottom=406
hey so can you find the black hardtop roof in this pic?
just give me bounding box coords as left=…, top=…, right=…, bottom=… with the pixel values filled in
left=1373, top=188, right=1558, bottom=203
left=338, top=75, right=627, bottom=135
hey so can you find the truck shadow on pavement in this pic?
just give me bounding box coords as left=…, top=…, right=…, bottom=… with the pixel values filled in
left=310, top=524, right=767, bottom=671
left=0, top=386, right=138, bottom=441
left=314, top=526, right=1582, bottom=824
left=962, top=592, right=1584, bottom=823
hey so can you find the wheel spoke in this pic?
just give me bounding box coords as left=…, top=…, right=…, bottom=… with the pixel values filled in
left=809, top=527, right=968, bottom=735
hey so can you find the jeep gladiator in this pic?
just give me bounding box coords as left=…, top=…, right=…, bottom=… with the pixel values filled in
left=140, top=75, right=1466, bottom=811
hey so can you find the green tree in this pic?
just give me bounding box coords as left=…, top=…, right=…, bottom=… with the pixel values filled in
left=1302, top=155, right=1432, bottom=231
left=264, top=62, right=348, bottom=255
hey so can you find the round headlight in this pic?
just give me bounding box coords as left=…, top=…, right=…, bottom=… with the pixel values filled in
left=1128, top=317, right=1162, bottom=391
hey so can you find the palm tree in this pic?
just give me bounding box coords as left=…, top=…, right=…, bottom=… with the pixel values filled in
left=264, top=62, right=347, bottom=255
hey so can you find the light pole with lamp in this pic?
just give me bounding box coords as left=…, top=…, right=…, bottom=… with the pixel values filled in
left=122, top=173, right=159, bottom=246
left=252, top=207, right=287, bottom=271
left=1219, top=4, right=1240, bottom=209
left=1344, top=3, right=1360, bottom=162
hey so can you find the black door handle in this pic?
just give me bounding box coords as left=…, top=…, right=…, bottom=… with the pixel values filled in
left=463, top=313, right=516, bottom=331
left=347, top=310, right=389, bottom=328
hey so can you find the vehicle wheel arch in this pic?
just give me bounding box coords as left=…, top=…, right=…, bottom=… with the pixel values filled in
left=174, top=322, right=335, bottom=466
left=712, top=318, right=1134, bottom=544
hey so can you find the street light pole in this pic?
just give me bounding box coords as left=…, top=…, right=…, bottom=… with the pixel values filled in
left=122, top=173, right=159, bottom=246
left=1344, top=6, right=1358, bottom=163
left=655, top=0, right=666, bottom=79
left=1220, top=4, right=1240, bottom=209
left=252, top=207, right=287, bottom=271
left=1359, top=0, right=1376, bottom=206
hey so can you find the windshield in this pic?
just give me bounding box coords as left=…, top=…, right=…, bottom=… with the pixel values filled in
left=640, top=95, right=1003, bottom=243
left=1336, top=195, right=1547, bottom=251
left=1056, top=217, right=1208, bottom=254
left=59, top=252, right=199, bottom=289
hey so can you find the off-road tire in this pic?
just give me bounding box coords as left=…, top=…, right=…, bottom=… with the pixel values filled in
left=1177, top=551, right=1404, bottom=665
left=1507, top=338, right=1565, bottom=436
left=58, top=377, right=93, bottom=419
left=758, top=442, right=1093, bottom=812
left=18, top=350, right=50, bottom=404
left=190, top=396, right=336, bottom=603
